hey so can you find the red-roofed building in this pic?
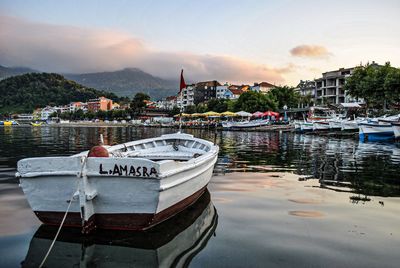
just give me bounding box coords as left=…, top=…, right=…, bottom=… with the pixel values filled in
left=252, top=82, right=275, bottom=93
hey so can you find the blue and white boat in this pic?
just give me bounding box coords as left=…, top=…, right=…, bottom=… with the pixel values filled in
left=358, top=122, right=394, bottom=141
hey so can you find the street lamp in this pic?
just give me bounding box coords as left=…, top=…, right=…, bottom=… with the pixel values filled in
left=283, top=105, right=288, bottom=122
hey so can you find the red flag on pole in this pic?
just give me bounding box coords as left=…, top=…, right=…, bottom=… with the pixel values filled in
left=179, top=69, right=186, bottom=93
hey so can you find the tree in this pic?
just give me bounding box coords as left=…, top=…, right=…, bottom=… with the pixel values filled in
left=207, top=98, right=228, bottom=112
left=234, top=91, right=277, bottom=112
left=268, top=86, right=300, bottom=109
left=344, top=62, right=400, bottom=109
left=130, top=92, right=150, bottom=116
left=185, top=105, right=197, bottom=114
left=299, top=94, right=314, bottom=108
left=168, top=106, right=180, bottom=117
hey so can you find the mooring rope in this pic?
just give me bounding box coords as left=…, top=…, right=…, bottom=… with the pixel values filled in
left=39, top=156, right=87, bottom=268
left=38, top=187, right=77, bottom=268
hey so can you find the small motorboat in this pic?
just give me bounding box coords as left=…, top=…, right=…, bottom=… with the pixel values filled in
left=0, top=120, right=19, bottom=126
left=30, top=121, right=43, bottom=127
left=16, top=132, right=219, bottom=233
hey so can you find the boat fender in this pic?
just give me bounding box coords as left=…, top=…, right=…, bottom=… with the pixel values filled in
left=88, top=146, right=109, bottom=157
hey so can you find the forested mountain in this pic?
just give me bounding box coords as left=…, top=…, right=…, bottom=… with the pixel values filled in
left=0, top=73, right=119, bottom=113
left=65, top=68, right=178, bottom=99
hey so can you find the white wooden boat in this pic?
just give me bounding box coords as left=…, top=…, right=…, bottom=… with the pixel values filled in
left=16, top=133, right=219, bottom=232
left=341, top=119, right=359, bottom=131
left=222, top=119, right=268, bottom=129
left=22, top=190, right=217, bottom=267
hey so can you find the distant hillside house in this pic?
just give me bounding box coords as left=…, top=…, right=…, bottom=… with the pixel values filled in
left=40, top=106, right=69, bottom=120
left=194, top=80, right=221, bottom=104
left=252, top=82, right=275, bottom=93
left=69, top=101, right=88, bottom=112
left=216, top=85, right=228, bottom=99
left=156, top=96, right=177, bottom=110
left=224, top=88, right=244, bottom=99
left=88, top=96, right=113, bottom=112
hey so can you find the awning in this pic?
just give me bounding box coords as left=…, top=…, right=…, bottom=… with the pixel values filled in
left=236, top=111, right=252, bottom=117
left=340, top=103, right=361, bottom=108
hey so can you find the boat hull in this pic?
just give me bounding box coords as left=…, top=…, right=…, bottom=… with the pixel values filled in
left=358, top=123, right=394, bottom=140
left=392, top=122, right=400, bottom=138
left=32, top=186, right=207, bottom=230
left=313, top=122, right=330, bottom=131
left=328, top=121, right=342, bottom=130
left=300, top=122, right=313, bottom=132
left=222, top=119, right=268, bottom=129
left=22, top=190, right=218, bottom=268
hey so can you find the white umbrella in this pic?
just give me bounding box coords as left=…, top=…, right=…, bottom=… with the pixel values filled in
left=236, top=111, right=252, bottom=117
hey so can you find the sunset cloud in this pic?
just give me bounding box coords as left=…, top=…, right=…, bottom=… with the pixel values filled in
left=0, top=15, right=293, bottom=84
left=290, top=45, right=331, bottom=58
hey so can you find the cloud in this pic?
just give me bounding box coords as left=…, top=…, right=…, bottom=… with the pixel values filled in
left=290, top=45, right=331, bottom=58
left=0, top=15, right=293, bottom=84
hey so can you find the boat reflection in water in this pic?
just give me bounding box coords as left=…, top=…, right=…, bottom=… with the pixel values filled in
left=22, top=190, right=217, bottom=268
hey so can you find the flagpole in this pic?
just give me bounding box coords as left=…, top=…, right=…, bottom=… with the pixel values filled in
left=178, top=89, right=183, bottom=133
left=178, top=69, right=186, bottom=134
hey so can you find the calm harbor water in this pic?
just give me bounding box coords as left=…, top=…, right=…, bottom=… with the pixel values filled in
left=1, top=126, right=400, bottom=267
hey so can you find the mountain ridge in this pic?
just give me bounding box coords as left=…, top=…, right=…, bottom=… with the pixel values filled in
left=0, top=65, right=179, bottom=100
left=0, top=73, right=119, bottom=113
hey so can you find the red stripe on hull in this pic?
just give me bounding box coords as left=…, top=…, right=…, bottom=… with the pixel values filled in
left=34, top=186, right=207, bottom=231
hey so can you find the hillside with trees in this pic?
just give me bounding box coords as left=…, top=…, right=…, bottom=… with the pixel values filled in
left=0, top=73, right=119, bottom=113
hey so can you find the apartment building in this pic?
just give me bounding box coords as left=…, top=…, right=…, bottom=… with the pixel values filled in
left=87, top=96, right=113, bottom=112
left=193, top=80, right=221, bottom=104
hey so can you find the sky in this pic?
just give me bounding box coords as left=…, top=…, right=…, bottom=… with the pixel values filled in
left=1, top=0, right=400, bottom=86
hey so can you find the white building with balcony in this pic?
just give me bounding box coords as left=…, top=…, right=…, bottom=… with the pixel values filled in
left=314, top=64, right=371, bottom=105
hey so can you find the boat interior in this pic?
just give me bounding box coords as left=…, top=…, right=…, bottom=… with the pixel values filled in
left=78, top=134, right=214, bottom=162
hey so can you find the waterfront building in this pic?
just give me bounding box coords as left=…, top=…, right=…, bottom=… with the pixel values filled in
left=87, top=97, right=113, bottom=112
left=181, top=84, right=195, bottom=107
left=40, top=106, right=68, bottom=120
left=193, top=80, right=221, bottom=104
left=295, top=80, right=316, bottom=108
left=69, top=101, right=88, bottom=112
left=313, top=63, right=382, bottom=105
left=156, top=96, right=177, bottom=110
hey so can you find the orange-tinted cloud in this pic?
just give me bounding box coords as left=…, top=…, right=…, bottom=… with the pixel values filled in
left=0, top=15, right=294, bottom=84
left=290, top=45, right=331, bottom=58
